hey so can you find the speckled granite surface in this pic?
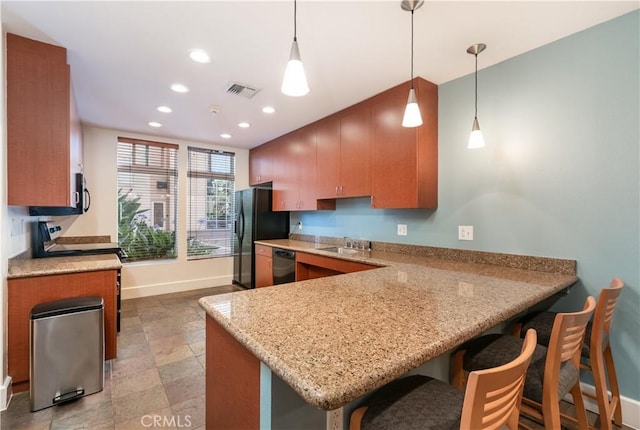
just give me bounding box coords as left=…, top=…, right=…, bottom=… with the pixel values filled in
left=55, top=235, right=112, bottom=244
left=199, top=239, right=577, bottom=410
left=8, top=253, right=122, bottom=278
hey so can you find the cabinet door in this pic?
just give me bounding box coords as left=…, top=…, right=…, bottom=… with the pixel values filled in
left=340, top=105, right=371, bottom=198
left=371, top=79, right=438, bottom=209
left=272, top=135, right=298, bottom=211
left=255, top=244, right=273, bottom=288
left=249, top=142, right=273, bottom=186
left=315, top=116, right=341, bottom=199
left=7, top=34, right=72, bottom=207
left=371, top=87, right=418, bottom=208
left=255, top=254, right=273, bottom=288
left=297, top=127, right=318, bottom=210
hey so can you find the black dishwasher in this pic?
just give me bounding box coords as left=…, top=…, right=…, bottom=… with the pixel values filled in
left=272, top=248, right=295, bottom=285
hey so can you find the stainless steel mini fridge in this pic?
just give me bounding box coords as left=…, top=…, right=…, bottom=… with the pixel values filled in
left=30, top=296, right=104, bottom=411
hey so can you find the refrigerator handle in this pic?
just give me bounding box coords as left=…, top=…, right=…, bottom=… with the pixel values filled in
left=236, top=197, right=244, bottom=242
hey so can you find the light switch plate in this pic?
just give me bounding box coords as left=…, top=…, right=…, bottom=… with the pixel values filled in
left=458, top=225, right=474, bottom=241
left=397, top=224, right=407, bottom=236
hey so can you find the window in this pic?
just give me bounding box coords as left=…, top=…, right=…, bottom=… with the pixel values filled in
left=187, top=147, right=235, bottom=259
left=117, top=137, right=178, bottom=262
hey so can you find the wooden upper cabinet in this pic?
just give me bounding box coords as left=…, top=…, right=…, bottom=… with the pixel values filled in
left=272, top=128, right=334, bottom=212
left=249, top=142, right=274, bottom=186
left=339, top=105, right=371, bottom=198
left=316, top=116, right=341, bottom=198
left=272, top=134, right=297, bottom=211
left=251, top=77, right=437, bottom=211
left=296, top=127, right=318, bottom=210
left=316, top=107, right=371, bottom=199
left=371, top=78, right=438, bottom=209
left=7, top=33, right=83, bottom=207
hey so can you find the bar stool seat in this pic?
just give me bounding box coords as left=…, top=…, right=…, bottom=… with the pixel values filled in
left=351, top=330, right=538, bottom=430
left=356, top=375, right=464, bottom=430
left=459, top=333, right=578, bottom=404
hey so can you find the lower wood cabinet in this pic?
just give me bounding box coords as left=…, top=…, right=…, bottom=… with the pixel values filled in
left=295, top=252, right=377, bottom=281
left=255, top=244, right=273, bottom=288
left=8, top=270, right=118, bottom=393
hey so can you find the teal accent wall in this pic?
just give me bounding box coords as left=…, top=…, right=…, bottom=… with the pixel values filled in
left=293, top=11, right=640, bottom=400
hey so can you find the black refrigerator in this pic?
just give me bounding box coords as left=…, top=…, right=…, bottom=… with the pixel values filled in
left=233, top=187, right=290, bottom=289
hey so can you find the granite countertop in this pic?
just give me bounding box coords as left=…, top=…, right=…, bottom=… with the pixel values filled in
left=8, top=254, right=122, bottom=279
left=199, top=239, right=577, bottom=410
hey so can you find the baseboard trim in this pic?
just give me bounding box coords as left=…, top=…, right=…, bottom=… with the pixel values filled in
left=563, top=382, right=639, bottom=430
left=121, top=275, right=233, bottom=300
left=1, top=376, right=13, bottom=411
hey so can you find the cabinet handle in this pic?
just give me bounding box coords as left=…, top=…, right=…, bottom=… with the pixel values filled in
left=335, top=186, right=339, bottom=196
left=340, top=185, right=344, bottom=196
left=371, top=195, right=374, bottom=207
left=73, top=191, right=80, bottom=204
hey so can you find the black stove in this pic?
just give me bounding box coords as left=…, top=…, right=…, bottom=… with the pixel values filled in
left=32, top=222, right=125, bottom=259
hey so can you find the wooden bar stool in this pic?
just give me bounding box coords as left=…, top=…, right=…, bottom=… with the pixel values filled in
left=514, top=278, right=624, bottom=429
left=451, top=296, right=596, bottom=430
left=349, top=329, right=538, bottom=430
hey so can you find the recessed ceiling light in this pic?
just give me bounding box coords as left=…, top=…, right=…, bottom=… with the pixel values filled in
left=157, top=106, right=172, bottom=113
left=220, top=133, right=232, bottom=139
left=171, top=83, right=189, bottom=93
left=262, top=106, right=275, bottom=114
left=189, top=49, right=211, bottom=64
left=238, top=122, right=250, bottom=128
left=149, top=122, right=162, bottom=127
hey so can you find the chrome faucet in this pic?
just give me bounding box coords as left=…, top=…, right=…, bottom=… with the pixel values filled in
left=344, top=237, right=372, bottom=251
left=343, top=237, right=354, bottom=248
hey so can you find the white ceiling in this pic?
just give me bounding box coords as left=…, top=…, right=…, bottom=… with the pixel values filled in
left=2, top=1, right=637, bottom=149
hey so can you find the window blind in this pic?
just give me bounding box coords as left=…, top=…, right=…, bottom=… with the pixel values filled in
left=187, top=147, right=235, bottom=259
left=117, top=137, right=178, bottom=262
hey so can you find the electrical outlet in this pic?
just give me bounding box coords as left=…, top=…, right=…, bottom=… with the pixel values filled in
left=397, top=224, right=407, bottom=236
left=297, top=221, right=303, bottom=230
left=458, top=225, right=474, bottom=241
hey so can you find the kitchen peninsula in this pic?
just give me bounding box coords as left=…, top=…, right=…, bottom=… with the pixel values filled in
left=199, top=239, right=577, bottom=429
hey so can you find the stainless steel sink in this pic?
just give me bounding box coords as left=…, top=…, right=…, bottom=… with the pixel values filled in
left=319, top=246, right=360, bottom=255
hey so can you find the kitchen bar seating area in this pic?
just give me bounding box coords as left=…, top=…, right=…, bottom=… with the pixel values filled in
left=1, top=2, right=638, bottom=429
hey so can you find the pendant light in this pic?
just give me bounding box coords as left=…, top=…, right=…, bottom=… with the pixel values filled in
left=467, top=43, right=486, bottom=148
left=401, top=0, right=424, bottom=128
left=281, top=0, right=309, bottom=97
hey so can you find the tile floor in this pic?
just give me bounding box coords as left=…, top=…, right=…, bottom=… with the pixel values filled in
left=1, top=285, right=241, bottom=430
left=1, top=285, right=629, bottom=430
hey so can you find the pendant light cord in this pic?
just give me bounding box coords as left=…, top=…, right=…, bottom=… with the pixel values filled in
left=410, top=8, right=415, bottom=88
left=474, top=53, right=478, bottom=118
left=293, top=0, right=298, bottom=42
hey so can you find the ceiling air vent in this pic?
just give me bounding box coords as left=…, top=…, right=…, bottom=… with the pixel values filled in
left=225, top=81, right=260, bottom=99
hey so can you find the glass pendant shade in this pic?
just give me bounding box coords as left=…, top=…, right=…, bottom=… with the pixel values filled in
left=402, top=88, right=423, bottom=127
left=468, top=117, right=485, bottom=149
left=281, top=40, right=309, bottom=97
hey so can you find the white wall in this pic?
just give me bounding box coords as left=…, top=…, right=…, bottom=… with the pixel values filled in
left=61, top=126, right=249, bottom=299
